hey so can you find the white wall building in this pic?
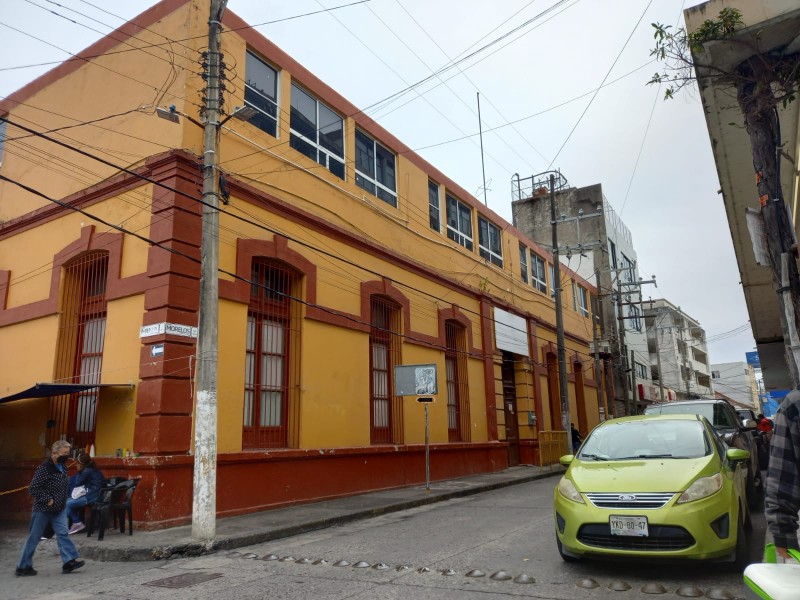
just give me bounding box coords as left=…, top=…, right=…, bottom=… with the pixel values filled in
left=645, top=299, right=712, bottom=399
left=711, top=361, right=759, bottom=409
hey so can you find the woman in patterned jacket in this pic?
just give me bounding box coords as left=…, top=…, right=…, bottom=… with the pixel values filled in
left=15, top=440, right=85, bottom=576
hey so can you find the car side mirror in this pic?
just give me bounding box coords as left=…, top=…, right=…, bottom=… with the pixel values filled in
left=726, top=448, right=750, bottom=463
left=559, top=455, right=574, bottom=466
left=742, top=419, right=758, bottom=431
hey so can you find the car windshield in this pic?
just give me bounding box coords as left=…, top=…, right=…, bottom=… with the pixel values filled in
left=648, top=402, right=738, bottom=430
left=578, top=419, right=711, bottom=461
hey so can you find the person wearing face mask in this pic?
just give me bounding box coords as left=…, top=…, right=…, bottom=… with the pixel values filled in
left=15, top=440, right=85, bottom=576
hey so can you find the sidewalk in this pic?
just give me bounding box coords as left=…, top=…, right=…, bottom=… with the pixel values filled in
left=1, top=464, right=564, bottom=563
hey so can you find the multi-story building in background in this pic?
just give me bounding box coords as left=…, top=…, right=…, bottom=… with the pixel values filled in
left=512, top=181, right=652, bottom=417
left=645, top=300, right=712, bottom=399
left=711, top=361, right=759, bottom=409
left=0, top=0, right=601, bottom=528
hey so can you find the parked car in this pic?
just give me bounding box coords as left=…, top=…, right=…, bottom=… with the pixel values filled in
left=554, top=414, right=751, bottom=568
left=644, top=399, right=762, bottom=509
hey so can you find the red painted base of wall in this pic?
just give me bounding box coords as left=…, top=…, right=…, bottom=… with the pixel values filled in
left=0, top=442, right=512, bottom=529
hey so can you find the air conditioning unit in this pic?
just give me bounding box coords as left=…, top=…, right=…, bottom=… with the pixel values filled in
left=589, top=340, right=611, bottom=357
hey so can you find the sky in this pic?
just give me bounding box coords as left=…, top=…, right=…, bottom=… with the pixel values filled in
left=0, top=0, right=758, bottom=365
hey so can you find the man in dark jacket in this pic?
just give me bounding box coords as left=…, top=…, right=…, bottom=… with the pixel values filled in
left=15, top=440, right=85, bottom=576
left=765, top=387, right=800, bottom=559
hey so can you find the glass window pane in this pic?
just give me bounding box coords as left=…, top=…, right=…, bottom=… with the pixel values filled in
left=246, top=316, right=256, bottom=351
left=265, top=355, right=283, bottom=387
left=318, top=103, right=343, bottom=158
left=458, top=204, right=472, bottom=237
left=263, top=320, right=284, bottom=354
left=355, top=130, right=375, bottom=178
left=329, top=157, right=345, bottom=180
left=356, top=173, right=376, bottom=196
left=372, top=344, right=387, bottom=370
left=375, top=142, right=396, bottom=192
left=446, top=195, right=458, bottom=228
left=428, top=181, right=440, bottom=231
left=377, top=187, right=397, bottom=207
left=290, top=134, right=316, bottom=161
left=245, top=52, right=277, bottom=99
left=243, top=390, right=253, bottom=426
left=290, top=84, right=317, bottom=141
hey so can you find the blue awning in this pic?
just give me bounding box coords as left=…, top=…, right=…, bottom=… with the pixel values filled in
left=0, top=383, right=133, bottom=404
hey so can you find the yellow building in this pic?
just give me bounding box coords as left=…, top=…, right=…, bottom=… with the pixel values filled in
left=0, top=0, right=603, bottom=528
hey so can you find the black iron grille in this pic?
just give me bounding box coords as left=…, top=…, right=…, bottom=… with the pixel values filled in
left=577, top=523, right=694, bottom=551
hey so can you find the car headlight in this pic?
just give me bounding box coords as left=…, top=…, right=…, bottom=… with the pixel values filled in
left=557, top=477, right=585, bottom=504
left=677, top=473, right=722, bottom=504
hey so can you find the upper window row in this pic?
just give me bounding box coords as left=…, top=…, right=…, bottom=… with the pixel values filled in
left=244, top=51, right=396, bottom=207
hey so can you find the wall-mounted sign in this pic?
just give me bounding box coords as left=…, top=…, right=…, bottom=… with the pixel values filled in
left=150, top=344, right=165, bottom=357
left=139, top=322, right=198, bottom=339
left=394, top=364, right=438, bottom=396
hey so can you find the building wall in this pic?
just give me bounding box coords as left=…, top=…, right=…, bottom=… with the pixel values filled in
left=711, top=361, right=758, bottom=408
left=0, top=0, right=600, bottom=527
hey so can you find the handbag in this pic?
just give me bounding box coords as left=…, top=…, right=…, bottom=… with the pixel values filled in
left=71, top=485, right=87, bottom=500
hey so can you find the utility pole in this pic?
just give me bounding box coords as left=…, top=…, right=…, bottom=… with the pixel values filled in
left=614, top=292, right=631, bottom=416
left=630, top=349, right=638, bottom=415
left=549, top=173, right=570, bottom=433
left=652, top=309, right=665, bottom=402
left=193, top=0, right=227, bottom=541
left=592, top=271, right=605, bottom=420
left=677, top=307, right=691, bottom=398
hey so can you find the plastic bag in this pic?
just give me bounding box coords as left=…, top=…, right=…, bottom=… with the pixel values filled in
left=70, top=485, right=87, bottom=500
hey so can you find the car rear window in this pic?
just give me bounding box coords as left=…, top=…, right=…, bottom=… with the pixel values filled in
left=647, top=403, right=737, bottom=430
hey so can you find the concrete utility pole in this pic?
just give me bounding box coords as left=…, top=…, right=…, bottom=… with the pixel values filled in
left=549, top=173, right=570, bottom=433
left=193, top=0, right=228, bottom=542
left=592, top=270, right=605, bottom=419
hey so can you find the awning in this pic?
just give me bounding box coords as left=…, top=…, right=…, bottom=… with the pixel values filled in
left=0, top=383, right=134, bottom=405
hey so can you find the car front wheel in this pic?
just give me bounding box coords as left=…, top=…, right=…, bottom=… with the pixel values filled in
left=746, top=469, right=764, bottom=511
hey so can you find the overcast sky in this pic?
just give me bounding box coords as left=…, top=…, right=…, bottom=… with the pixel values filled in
left=0, top=0, right=758, bottom=365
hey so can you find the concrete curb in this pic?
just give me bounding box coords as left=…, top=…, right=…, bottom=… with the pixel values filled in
left=76, top=467, right=565, bottom=562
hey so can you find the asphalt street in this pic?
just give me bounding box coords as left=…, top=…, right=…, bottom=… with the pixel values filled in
left=1, top=475, right=763, bottom=600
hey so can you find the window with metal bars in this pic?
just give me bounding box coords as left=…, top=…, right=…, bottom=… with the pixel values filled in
left=445, top=321, right=470, bottom=442
left=51, top=253, right=108, bottom=450
left=370, top=296, right=402, bottom=444
left=243, top=260, right=301, bottom=449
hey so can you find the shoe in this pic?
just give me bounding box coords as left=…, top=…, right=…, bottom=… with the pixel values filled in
left=62, top=559, right=85, bottom=573
left=68, top=522, right=86, bottom=535
left=15, top=566, right=37, bottom=576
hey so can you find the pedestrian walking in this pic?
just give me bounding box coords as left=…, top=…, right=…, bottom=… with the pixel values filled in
left=571, top=423, right=582, bottom=453
left=765, top=387, right=800, bottom=559
left=15, top=440, right=85, bottom=576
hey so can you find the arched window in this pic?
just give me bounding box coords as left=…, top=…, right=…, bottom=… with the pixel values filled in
left=445, top=320, right=470, bottom=442
left=52, top=252, right=109, bottom=449
left=243, top=259, right=301, bottom=449
left=370, top=296, right=402, bottom=444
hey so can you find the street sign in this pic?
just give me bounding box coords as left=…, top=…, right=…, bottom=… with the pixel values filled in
left=416, top=397, right=434, bottom=403
left=394, top=364, right=438, bottom=396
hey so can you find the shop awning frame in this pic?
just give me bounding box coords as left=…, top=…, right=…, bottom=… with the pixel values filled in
left=0, top=383, right=134, bottom=405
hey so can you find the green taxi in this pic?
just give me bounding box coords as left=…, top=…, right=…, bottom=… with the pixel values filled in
left=554, top=414, right=751, bottom=567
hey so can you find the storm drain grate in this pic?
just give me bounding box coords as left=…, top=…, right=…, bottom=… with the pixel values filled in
left=143, top=572, right=224, bottom=589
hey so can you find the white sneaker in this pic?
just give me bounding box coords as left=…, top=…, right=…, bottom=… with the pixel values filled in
left=68, top=523, right=85, bottom=535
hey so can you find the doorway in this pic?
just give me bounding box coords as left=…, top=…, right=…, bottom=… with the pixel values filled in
left=501, top=352, right=520, bottom=466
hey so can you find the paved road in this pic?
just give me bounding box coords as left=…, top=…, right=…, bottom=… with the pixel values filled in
left=6, top=477, right=761, bottom=599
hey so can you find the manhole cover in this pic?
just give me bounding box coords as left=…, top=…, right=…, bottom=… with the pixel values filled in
left=143, top=573, right=223, bottom=589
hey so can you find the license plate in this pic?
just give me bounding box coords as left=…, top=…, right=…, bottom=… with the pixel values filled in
left=609, top=515, right=649, bottom=537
